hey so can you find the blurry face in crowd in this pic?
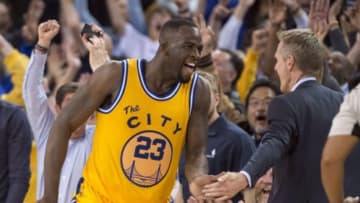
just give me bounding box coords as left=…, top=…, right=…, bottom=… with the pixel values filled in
left=149, top=11, right=171, bottom=41
left=115, top=0, right=129, bottom=20
left=274, top=42, right=292, bottom=93
left=247, top=87, right=276, bottom=135
left=328, top=51, right=354, bottom=84
left=56, top=93, right=86, bottom=140
left=212, top=50, right=236, bottom=94
left=0, top=3, right=11, bottom=33
left=166, top=26, right=202, bottom=83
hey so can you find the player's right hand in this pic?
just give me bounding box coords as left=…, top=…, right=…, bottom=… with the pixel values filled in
left=344, top=196, right=360, bottom=203
left=37, top=20, right=60, bottom=48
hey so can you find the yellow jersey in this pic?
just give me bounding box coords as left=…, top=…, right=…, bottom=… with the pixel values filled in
left=75, top=59, right=198, bottom=203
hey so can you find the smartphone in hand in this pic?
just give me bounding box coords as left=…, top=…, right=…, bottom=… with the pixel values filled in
left=81, top=24, right=102, bottom=40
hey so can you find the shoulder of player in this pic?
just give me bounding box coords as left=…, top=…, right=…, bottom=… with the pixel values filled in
left=87, top=60, right=126, bottom=94
left=193, top=75, right=210, bottom=96
left=192, top=75, right=210, bottom=108
left=94, top=60, right=124, bottom=75
left=92, top=61, right=125, bottom=83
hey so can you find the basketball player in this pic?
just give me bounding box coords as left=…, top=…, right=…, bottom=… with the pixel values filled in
left=39, top=17, right=213, bottom=203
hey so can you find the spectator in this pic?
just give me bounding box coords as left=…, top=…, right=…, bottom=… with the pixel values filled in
left=212, top=49, right=245, bottom=112
left=327, top=51, right=355, bottom=93
left=242, top=79, right=281, bottom=203
left=23, top=20, right=95, bottom=203
left=245, top=79, right=281, bottom=146
left=0, top=34, right=29, bottom=107
left=0, top=100, right=32, bottom=203
left=0, top=2, right=11, bottom=36
left=236, top=28, right=268, bottom=104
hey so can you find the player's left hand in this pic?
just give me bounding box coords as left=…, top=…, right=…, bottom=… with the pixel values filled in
left=203, top=172, right=248, bottom=201
left=189, top=174, right=217, bottom=201
left=344, top=196, right=360, bottom=203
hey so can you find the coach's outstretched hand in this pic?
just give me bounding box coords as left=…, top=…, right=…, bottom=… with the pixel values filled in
left=203, top=172, right=248, bottom=201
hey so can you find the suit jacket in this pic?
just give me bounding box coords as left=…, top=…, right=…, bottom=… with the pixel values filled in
left=243, top=80, right=343, bottom=203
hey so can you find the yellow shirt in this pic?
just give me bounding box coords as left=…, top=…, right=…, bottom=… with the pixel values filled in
left=1, top=50, right=29, bottom=107
left=236, top=49, right=259, bottom=103
left=79, top=59, right=198, bottom=203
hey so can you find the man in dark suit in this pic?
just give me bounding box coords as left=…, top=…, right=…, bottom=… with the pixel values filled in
left=202, top=29, right=343, bottom=203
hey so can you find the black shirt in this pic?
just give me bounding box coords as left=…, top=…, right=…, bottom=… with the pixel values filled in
left=0, top=101, right=32, bottom=203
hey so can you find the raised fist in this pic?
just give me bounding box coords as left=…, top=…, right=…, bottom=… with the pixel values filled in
left=37, top=20, right=60, bottom=48
left=250, top=29, right=268, bottom=54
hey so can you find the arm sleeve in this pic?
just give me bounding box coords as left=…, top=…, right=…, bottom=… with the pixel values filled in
left=6, top=108, right=32, bottom=203
left=217, top=16, right=243, bottom=51
left=242, top=97, right=296, bottom=186
left=22, top=51, right=54, bottom=147
left=1, top=50, right=29, bottom=107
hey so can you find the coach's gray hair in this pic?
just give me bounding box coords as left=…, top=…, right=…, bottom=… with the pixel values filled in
left=277, top=29, right=325, bottom=75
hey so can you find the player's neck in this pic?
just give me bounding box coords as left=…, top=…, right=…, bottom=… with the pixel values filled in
left=145, top=60, right=179, bottom=94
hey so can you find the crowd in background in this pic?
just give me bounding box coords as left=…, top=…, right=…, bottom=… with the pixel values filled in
left=1, top=0, right=360, bottom=202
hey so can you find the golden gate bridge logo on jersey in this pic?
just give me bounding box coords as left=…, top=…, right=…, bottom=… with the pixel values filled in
left=121, top=130, right=173, bottom=187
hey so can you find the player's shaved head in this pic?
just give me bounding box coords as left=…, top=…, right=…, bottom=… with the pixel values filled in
left=159, top=18, right=197, bottom=44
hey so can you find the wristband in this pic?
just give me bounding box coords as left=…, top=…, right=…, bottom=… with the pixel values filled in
left=35, top=44, right=49, bottom=54
left=197, top=54, right=213, bottom=68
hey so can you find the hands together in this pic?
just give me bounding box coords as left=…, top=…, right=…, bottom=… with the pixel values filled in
left=188, top=172, right=248, bottom=202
